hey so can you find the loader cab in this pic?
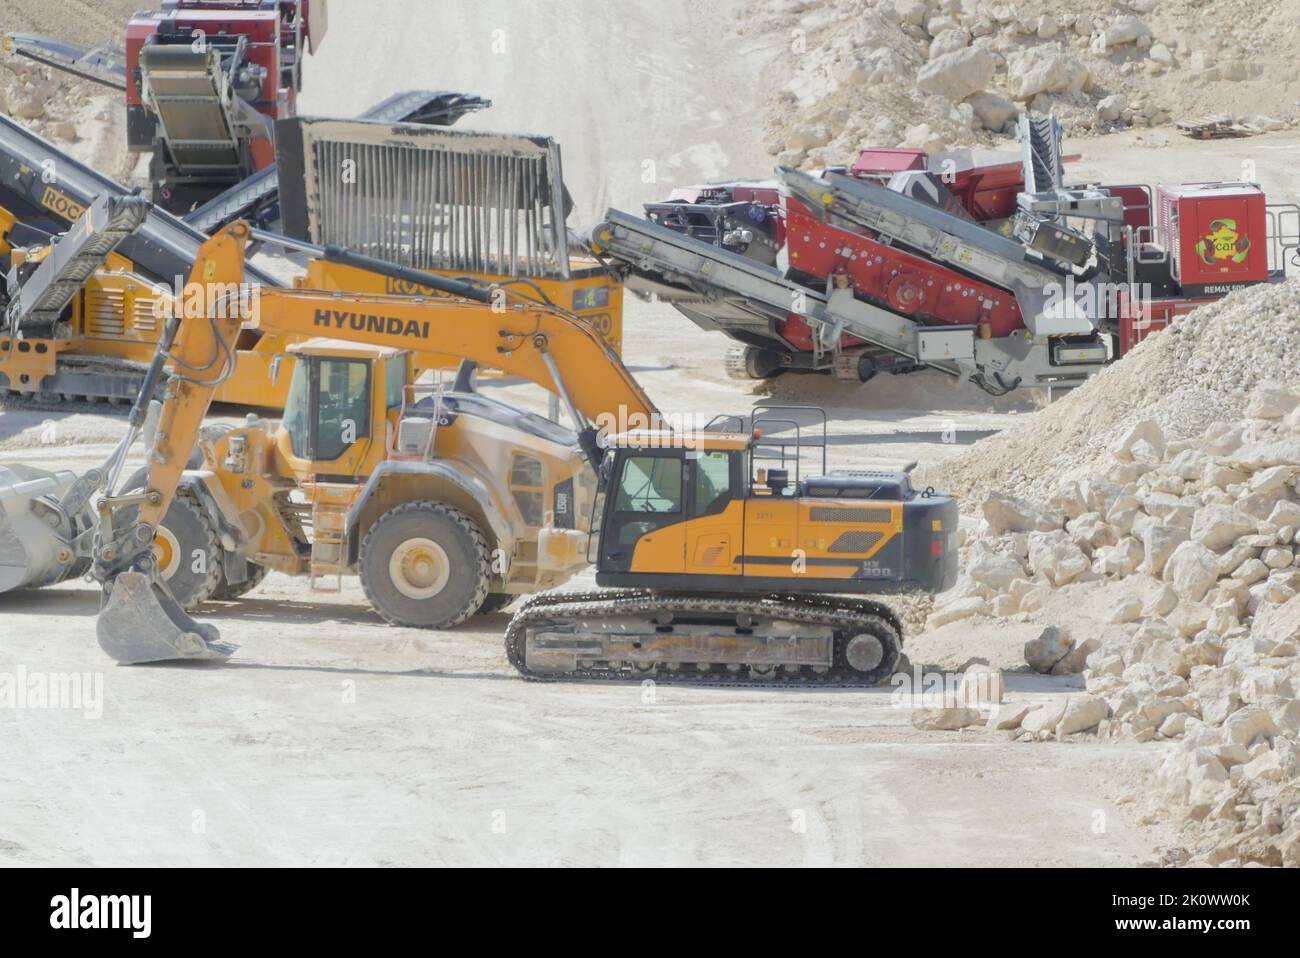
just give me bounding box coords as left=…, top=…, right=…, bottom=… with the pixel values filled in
left=278, top=338, right=410, bottom=480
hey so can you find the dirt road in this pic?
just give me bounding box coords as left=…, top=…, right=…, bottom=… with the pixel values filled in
left=0, top=576, right=1165, bottom=867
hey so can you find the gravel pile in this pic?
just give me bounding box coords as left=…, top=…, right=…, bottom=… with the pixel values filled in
left=922, top=278, right=1300, bottom=506
left=750, top=0, right=1300, bottom=166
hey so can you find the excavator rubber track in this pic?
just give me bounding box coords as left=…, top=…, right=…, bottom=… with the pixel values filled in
left=504, top=589, right=903, bottom=688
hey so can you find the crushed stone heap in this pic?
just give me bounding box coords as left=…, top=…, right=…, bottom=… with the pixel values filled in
left=751, top=0, right=1300, bottom=166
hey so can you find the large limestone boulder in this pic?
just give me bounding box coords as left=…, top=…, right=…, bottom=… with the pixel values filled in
left=982, top=492, right=1064, bottom=535
left=1111, top=419, right=1166, bottom=464
left=1194, top=667, right=1243, bottom=725
left=1222, top=707, right=1280, bottom=747
left=1141, top=524, right=1189, bottom=577
left=1054, top=636, right=1100, bottom=676
left=895, top=0, right=931, bottom=27
left=967, top=549, right=1025, bottom=590
left=1006, top=44, right=1090, bottom=100
left=1245, top=381, right=1300, bottom=420
left=1097, top=94, right=1127, bottom=123
left=1021, top=697, right=1069, bottom=735
left=987, top=702, right=1032, bottom=730
left=1100, top=15, right=1150, bottom=48
left=929, top=28, right=971, bottom=59
left=1025, top=625, right=1073, bottom=673
left=966, top=91, right=1018, bottom=130
left=1059, top=694, right=1109, bottom=735
left=928, top=596, right=990, bottom=628
left=1225, top=438, right=1300, bottom=472
left=1164, top=541, right=1220, bottom=603
left=912, top=704, right=983, bottom=731
left=1190, top=505, right=1258, bottom=551
left=1252, top=593, right=1300, bottom=647
left=917, top=46, right=997, bottom=101
left=1028, top=531, right=1090, bottom=586
left=10, top=92, right=48, bottom=120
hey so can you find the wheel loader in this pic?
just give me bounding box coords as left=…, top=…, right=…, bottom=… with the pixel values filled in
left=2, top=217, right=957, bottom=683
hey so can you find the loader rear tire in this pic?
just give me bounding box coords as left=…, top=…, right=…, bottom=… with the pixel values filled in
left=359, top=502, right=491, bottom=629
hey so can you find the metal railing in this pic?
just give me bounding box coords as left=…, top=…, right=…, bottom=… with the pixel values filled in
left=706, top=404, right=829, bottom=488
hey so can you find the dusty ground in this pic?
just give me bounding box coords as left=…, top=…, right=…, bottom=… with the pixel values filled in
left=0, top=577, right=1167, bottom=866
left=9, top=0, right=1292, bottom=867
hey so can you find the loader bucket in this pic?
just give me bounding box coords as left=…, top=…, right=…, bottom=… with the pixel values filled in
left=97, top=571, right=237, bottom=665
left=0, top=464, right=81, bottom=594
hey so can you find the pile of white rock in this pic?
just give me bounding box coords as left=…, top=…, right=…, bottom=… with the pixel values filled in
left=760, top=0, right=1297, bottom=168
left=921, top=378, right=1300, bottom=865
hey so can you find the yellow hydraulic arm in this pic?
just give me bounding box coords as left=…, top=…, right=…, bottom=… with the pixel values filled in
left=93, top=221, right=660, bottom=664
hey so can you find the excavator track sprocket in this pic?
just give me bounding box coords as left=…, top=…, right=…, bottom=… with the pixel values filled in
left=504, top=589, right=903, bottom=688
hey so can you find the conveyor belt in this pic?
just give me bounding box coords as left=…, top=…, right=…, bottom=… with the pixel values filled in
left=359, top=90, right=492, bottom=127
left=183, top=164, right=280, bottom=234
left=5, top=193, right=149, bottom=335
left=591, top=208, right=829, bottom=323
left=783, top=166, right=1056, bottom=276
left=781, top=167, right=1097, bottom=336
left=591, top=209, right=965, bottom=374
left=0, top=114, right=283, bottom=287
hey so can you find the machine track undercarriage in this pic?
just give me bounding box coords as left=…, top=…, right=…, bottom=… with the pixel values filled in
left=505, top=589, right=904, bottom=688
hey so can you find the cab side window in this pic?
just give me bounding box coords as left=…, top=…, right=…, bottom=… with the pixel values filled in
left=692, top=451, right=735, bottom=516
left=615, top=456, right=683, bottom=513
left=384, top=354, right=408, bottom=409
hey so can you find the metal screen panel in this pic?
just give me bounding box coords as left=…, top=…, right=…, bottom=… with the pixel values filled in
left=278, top=117, right=571, bottom=278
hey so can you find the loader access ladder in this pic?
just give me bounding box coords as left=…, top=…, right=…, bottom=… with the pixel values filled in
left=306, top=482, right=359, bottom=593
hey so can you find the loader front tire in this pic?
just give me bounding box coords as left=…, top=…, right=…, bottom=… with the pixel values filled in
left=117, top=469, right=222, bottom=611
left=359, top=502, right=491, bottom=629
left=212, top=562, right=268, bottom=600
left=476, top=592, right=516, bottom=616
left=151, top=492, right=222, bottom=611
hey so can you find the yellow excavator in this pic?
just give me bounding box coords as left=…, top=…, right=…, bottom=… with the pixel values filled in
left=78, top=218, right=651, bottom=660
left=5, top=218, right=957, bottom=684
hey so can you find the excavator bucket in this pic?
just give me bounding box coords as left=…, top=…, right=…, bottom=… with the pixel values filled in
left=97, top=571, right=237, bottom=665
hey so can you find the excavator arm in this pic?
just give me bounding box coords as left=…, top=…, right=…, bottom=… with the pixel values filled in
left=94, top=221, right=659, bottom=664
left=93, top=222, right=255, bottom=663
